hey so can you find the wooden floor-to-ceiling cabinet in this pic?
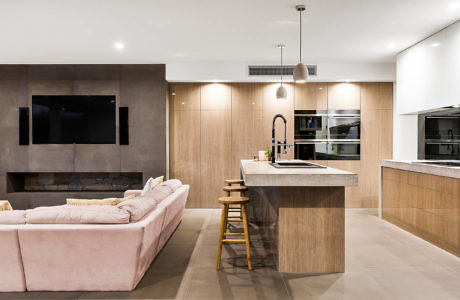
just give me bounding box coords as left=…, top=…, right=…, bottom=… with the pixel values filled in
left=169, top=82, right=393, bottom=208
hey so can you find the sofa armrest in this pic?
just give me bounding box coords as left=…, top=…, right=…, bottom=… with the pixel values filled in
left=124, top=190, right=142, bottom=198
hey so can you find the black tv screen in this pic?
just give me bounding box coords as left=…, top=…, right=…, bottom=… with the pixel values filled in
left=32, top=95, right=116, bottom=144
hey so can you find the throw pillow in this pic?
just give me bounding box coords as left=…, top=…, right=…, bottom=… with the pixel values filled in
left=66, top=194, right=135, bottom=206
left=0, top=200, right=13, bottom=211
left=140, top=175, right=164, bottom=196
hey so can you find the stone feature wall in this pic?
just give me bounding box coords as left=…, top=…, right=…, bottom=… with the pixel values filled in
left=0, top=65, right=167, bottom=208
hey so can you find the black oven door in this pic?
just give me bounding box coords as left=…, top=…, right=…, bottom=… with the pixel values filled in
left=328, top=116, right=360, bottom=140
left=294, top=110, right=327, bottom=139
left=294, top=141, right=328, bottom=160
left=326, top=141, right=360, bottom=160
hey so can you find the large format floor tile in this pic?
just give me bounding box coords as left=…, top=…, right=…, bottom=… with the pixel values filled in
left=2, top=208, right=459, bottom=300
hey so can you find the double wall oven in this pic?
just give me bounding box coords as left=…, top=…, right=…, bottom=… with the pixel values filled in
left=294, top=110, right=361, bottom=160
left=418, top=107, right=460, bottom=160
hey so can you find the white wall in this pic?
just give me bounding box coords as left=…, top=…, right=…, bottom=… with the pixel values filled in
left=394, top=21, right=460, bottom=160
left=166, top=62, right=395, bottom=82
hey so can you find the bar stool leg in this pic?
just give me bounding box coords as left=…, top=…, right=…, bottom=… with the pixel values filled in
left=216, top=203, right=228, bottom=270
left=241, top=203, right=252, bottom=271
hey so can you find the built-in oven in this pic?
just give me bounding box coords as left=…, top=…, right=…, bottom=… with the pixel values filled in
left=294, top=110, right=361, bottom=160
left=294, top=110, right=327, bottom=140
left=294, top=140, right=328, bottom=160
left=327, top=110, right=360, bottom=140
left=326, top=140, right=360, bottom=160
left=418, top=108, right=460, bottom=160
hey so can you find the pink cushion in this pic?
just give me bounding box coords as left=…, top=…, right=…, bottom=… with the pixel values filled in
left=117, top=197, right=158, bottom=222
left=26, top=205, right=130, bottom=224
left=144, top=184, right=174, bottom=202
left=161, top=179, right=182, bottom=192
left=0, top=210, right=26, bottom=224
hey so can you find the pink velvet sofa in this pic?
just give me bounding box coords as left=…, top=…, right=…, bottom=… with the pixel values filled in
left=0, top=181, right=189, bottom=292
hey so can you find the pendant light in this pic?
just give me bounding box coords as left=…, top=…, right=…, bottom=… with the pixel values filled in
left=293, top=4, right=308, bottom=83
left=276, top=44, right=287, bottom=100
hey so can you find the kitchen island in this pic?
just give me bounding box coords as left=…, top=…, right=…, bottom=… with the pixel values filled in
left=380, top=160, right=460, bottom=257
left=240, top=160, right=358, bottom=273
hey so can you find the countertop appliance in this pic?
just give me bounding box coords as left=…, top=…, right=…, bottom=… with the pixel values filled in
left=294, top=110, right=360, bottom=160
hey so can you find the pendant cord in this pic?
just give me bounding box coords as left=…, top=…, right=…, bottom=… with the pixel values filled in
left=299, top=10, right=302, bottom=62
left=280, top=46, right=283, bottom=85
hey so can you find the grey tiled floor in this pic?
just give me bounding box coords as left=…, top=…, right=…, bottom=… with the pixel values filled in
left=178, top=209, right=460, bottom=300
left=3, top=209, right=460, bottom=300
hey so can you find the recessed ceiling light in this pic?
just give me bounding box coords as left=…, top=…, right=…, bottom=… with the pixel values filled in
left=388, top=42, right=395, bottom=48
left=431, top=43, right=440, bottom=47
left=114, top=42, right=125, bottom=50
left=449, top=2, right=459, bottom=10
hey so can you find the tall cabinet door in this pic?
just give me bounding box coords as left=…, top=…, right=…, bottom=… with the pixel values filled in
left=231, top=83, right=264, bottom=178
left=169, top=83, right=201, bottom=208
left=327, top=83, right=361, bottom=110
left=200, top=83, right=232, bottom=208
left=360, top=82, right=393, bottom=208
left=294, top=82, right=328, bottom=110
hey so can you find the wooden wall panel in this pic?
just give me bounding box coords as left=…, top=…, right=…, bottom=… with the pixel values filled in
left=327, top=83, right=361, bottom=110
left=200, top=110, right=232, bottom=208
left=361, top=82, right=393, bottom=110
left=169, top=83, right=201, bottom=208
left=360, top=83, right=393, bottom=207
left=231, top=83, right=264, bottom=178
left=169, top=81, right=393, bottom=208
left=294, top=83, right=328, bottom=110
left=169, top=83, right=200, bottom=111
left=200, top=83, right=231, bottom=110
left=382, top=167, right=460, bottom=257
left=169, top=110, right=201, bottom=207
left=328, top=161, right=361, bottom=207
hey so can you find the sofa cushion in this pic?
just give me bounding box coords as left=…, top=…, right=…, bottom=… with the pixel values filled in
left=117, top=197, right=158, bottom=222
left=140, top=176, right=164, bottom=196
left=144, top=184, right=174, bottom=203
left=66, top=194, right=135, bottom=206
left=26, top=205, right=130, bottom=224
left=160, top=179, right=182, bottom=192
left=0, top=210, right=26, bottom=224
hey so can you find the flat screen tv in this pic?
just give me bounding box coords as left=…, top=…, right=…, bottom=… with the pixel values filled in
left=32, top=95, right=116, bottom=144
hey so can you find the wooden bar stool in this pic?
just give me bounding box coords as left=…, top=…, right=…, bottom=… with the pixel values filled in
left=216, top=196, right=252, bottom=271
left=225, top=179, right=245, bottom=186
left=222, top=181, right=247, bottom=215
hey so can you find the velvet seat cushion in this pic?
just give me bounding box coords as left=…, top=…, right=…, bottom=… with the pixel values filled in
left=117, top=196, right=159, bottom=222
left=26, top=205, right=130, bottom=224
left=0, top=210, right=26, bottom=224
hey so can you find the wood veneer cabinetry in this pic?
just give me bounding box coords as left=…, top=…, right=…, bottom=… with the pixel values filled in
left=382, top=167, right=460, bottom=257
left=169, top=83, right=201, bottom=207
left=169, top=82, right=393, bottom=208
left=361, top=83, right=393, bottom=207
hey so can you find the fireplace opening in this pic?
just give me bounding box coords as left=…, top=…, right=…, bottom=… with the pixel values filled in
left=7, top=172, right=143, bottom=193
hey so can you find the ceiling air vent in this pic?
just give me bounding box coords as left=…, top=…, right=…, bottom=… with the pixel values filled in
left=248, top=65, right=317, bottom=76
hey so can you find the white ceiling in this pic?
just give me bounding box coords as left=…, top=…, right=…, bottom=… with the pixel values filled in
left=0, top=0, right=458, bottom=65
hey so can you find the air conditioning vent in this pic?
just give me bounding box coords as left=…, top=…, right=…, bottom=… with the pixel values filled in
left=248, top=65, right=317, bottom=76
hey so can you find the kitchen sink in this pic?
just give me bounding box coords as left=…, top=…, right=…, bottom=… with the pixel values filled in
left=271, top=161, right=326, bottom=168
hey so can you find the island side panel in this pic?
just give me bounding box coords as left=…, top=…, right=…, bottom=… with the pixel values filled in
left=246, top=187, right=279, bottom=267
left=278, top=186, right=345, bottom=273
